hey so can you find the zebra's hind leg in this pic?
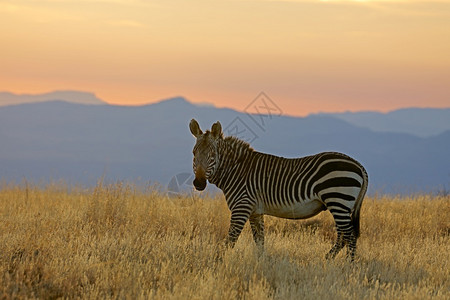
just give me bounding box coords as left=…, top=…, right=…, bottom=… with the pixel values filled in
left=325, top=200, right=357, bottom=260
left=344, top=230, right=357, bottom=261
left=325, top=230, right=345, bottom=259
left=249, top=214, right=265, bottom=248
left=328, top=226, right=357, bottom=261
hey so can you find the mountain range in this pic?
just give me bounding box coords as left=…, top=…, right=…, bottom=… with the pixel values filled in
left=320, top=108, right=450, bottom=138
left=0, top=91, right=105, bottom=106
left=0, top=91, right=449, bottom=194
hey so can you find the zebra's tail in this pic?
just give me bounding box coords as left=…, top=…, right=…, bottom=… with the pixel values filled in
left=351, top=167, right=368, bottom=239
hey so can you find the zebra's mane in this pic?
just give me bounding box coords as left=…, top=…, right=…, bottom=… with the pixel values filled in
left=223, top=136, right=254, bottom=153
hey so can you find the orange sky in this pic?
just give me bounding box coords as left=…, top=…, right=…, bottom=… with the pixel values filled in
left=1, top=0, right=449, bottom=116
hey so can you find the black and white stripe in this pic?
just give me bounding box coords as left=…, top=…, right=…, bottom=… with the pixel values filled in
left=190, top=120, right=368, bottom=260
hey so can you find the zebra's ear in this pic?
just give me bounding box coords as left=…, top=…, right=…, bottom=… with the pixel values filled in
left=211, top=121, right=222, bottom=139
left=189, top=119, right=203, bottom=138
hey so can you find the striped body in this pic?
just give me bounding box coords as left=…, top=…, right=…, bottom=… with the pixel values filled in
left=246, top=152, right=365, bottom=221
left=190, top=120, right=368, bottom=260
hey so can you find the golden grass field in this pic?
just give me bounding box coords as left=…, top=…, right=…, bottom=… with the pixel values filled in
left=0, top=181, right=448, bottom=299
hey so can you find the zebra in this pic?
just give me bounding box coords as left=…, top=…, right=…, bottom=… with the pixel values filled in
left=189, top=119, right=368, bottom=261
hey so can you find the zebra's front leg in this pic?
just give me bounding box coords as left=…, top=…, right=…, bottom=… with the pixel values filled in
left=249, top=214, right=265, bottom=248
left=225, top=205, right=252, bottom=248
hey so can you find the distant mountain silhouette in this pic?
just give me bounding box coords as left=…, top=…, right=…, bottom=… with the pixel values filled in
left=320, top=108, right=450, bottom=138
left=0, top=91, right=105, bottom=106
left=0, top=97, right=448, bottom=194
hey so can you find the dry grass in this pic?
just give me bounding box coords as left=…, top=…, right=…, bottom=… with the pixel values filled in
left=0, top=181, right=449, bottom=299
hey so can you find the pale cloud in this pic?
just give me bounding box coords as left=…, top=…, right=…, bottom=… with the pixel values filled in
left=19, top=0, right=142, bottom=3
left=253, top=0, right=450, bottom=3
left=0, top=1, right=83, bottom=23
left=252, top=0, right=450, bottom=17
left=0, top=0, right=147, bottom=24
left=0, top=2, right=27, bottom=13
left=107, top=19, right=145, bottom=28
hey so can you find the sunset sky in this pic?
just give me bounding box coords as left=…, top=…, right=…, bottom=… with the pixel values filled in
left=1, top=0, right=449, bottom=116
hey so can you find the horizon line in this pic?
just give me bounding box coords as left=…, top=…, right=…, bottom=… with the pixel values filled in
left=1, top=89, right=449, bottom=117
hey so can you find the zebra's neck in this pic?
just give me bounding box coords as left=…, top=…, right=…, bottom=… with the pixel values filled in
left=209, top=136, right=254, bottom=193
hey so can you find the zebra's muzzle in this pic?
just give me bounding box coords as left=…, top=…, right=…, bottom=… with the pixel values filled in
left=193, top=177, right=207, bottom=191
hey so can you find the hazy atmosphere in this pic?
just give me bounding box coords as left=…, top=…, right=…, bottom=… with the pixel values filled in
left=1, top=0, right=450, bottom=115
left=1, top=0, right=449, bottom=192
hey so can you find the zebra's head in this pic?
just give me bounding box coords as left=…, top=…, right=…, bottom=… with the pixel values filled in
left=189, top=119, right=223, bottom=191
